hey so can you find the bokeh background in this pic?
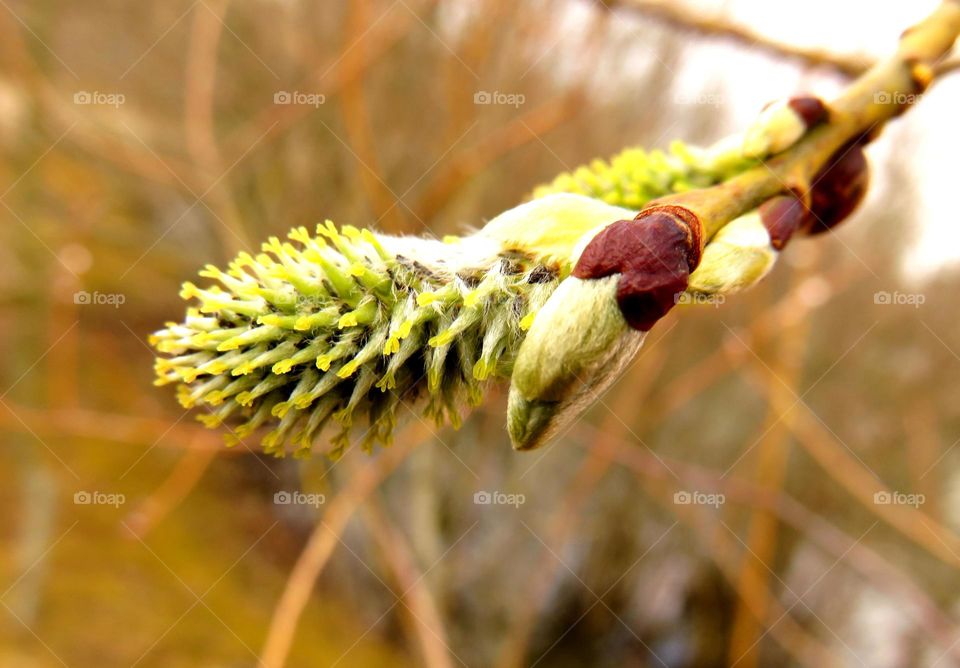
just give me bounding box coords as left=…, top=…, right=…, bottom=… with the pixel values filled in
left=2, top=0, right=960, bottom=666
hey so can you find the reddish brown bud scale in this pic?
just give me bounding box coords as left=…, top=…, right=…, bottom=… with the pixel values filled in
left=573, top=208, right=701, bottom=331
left=787, top=96, right=828, bottom=128
left=759, top=195, right=808, bottom=250
left=805, top=144, right=869, bottom=235
left=636, top=204, right=704, bottom=267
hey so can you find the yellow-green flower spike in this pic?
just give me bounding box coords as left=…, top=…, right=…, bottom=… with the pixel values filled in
left=151, top=194, right=633, bottom=458
left=531, top=140, right=757, bottom=210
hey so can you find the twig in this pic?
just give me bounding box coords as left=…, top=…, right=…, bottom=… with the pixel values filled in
left=438, top=0, right=505, bottom=148
left=728, top=276, right=811, bottom=668
left=0, top=402, right=230, bottom=452
left=259, top=428, right=422, bottom=668
left=337, top=0, right=408, bottom=233
left=416, top=5, right=617, bottom=222
left=584, top=430, right=840, bottom=666
left=224, top=0, right=439, bottom=159
left=413, top=90, right=586, bottom=221
left=904, top=401, right=942, bottom=520
left=184, top=0, right=250, bottom=254
left=0, top=10, right=209, bottom=195
left=607, top=0, right=873, bottom=77
left=360, top=498, right=455, bottom=668
left=791, top=406, right=960, bottom=566
left=652, top=264, right=860, bottom=420
left=646, top=1, right=960, bottom=244
left=736, top=356, right=960, bottom=568
left=124, top=443, right=219, bottom=538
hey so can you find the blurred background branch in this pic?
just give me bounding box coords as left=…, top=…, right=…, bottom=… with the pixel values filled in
left=605, top=0, right=874, bottom=77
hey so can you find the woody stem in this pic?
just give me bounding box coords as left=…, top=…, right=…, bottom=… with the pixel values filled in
left=652, top=0, right=960, bottom=241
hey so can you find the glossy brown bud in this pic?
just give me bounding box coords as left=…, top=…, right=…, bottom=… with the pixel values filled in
left=759, top=195, right=809, bottom=250
left=572, top=208, right=701, bottom=331
left=804, top=144, right=869, bottom=235
left=787, top=96, right=829, bottom=128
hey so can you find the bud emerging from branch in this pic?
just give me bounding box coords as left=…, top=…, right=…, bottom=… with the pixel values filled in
left=506, top=206, right=702, bottom=450
left=507, top=275, right=644, bottom=450
left=151, top=0, right=938, bottom=459
left=573, top=208, right=702, bottom=330
left=742, top=96, right=828, bottom=159
left=804, top=143, right=870, bottom=234
left=683, top=194, right=808, bottom=296
left=686, top=213, right=775, bottom=294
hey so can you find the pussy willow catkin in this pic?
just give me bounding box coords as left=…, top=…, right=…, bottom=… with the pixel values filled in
left=154, top=226, right=543, bottom=458
left=151, top=195, right=634, bottom=458
left=532, top=138, right=757, bottom=208
left=151, top=98, right=863, bottom=456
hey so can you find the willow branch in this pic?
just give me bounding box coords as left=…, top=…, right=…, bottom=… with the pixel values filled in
left=259, top=432, right=420, bottom=668
left=360, top=500, right=455, bottom=668
left=656, top=1, right=960, bottom=242
left=607, top=0, right=873, bottom=77
left=728, top=291, right=810, bottom=668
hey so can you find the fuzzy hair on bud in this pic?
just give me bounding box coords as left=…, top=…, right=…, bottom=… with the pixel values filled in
left=507, top=275, right=645, bottom=450
left=685, top=213, right=777, bottom=295
left=742, top=96, right=827, bottom=159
